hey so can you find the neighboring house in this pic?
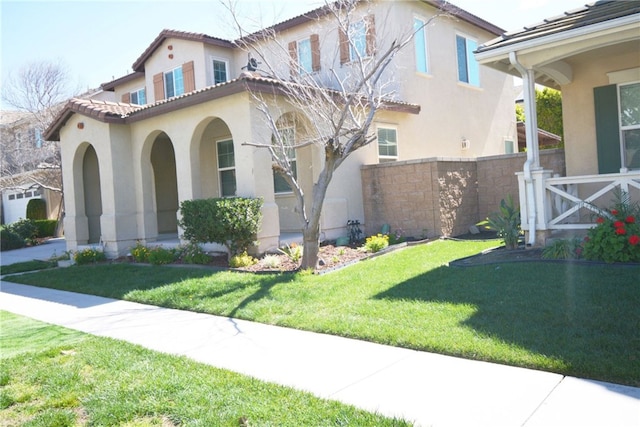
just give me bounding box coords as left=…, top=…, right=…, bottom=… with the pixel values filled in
left=45, top=0, right=518, bottom=257
left=0, top=111, right=62, bottom=225
left=476, top=0, right=640, bottom=245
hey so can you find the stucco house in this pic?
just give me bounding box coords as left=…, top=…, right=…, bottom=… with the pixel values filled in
left=476, top=0, right=640, bottom=246
left=45, top=0, right=518, bottom=257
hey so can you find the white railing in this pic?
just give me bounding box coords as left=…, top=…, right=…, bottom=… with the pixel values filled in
left=517, top=170, right=640, bottom=237
left=544, top=172, right=640, bottom=230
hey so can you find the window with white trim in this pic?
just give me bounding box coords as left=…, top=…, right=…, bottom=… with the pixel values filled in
left=273, top=127, right=297, bottom=193
left=414, top=17, right=428, bottom=73
left=377, top=126, right=398, bottom=161
left=297, top=38, right=313, bottom=74
left=130, top=88, right=146, bottom=105
left=212, top=59, right=228, bottom=85
left=217, top=139, right=236, bottom=197
left=350, top=21, right=367, bottom=61
left=164, top=67, right=184, bottom=98
left=456, top=34, right=480, bottom=86
left=619, top=81, right=640, bottom=170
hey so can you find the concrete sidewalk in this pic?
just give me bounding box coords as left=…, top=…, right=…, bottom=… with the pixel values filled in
left=0, top=281, right=638, bottom=426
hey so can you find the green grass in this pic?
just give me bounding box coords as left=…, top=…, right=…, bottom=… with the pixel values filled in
left=0, top=260, right=57, bottom=276
left=8, top=239, right=640, bottom=386
left=0, top=311, right=408, bottom=426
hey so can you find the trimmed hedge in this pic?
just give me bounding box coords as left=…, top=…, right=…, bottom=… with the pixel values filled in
left=179, top=197, right=263, bottom=256
left=35, top=220, right=57, bottom=237
left=1, top=228, right=24, bottom=251
left=26, top=198, right=47, bottom=220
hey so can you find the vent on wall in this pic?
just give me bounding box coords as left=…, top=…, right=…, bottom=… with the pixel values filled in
left=461, top=138, right=470, bottom=150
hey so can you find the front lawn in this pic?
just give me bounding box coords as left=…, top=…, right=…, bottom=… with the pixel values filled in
left=7, top=239, right=640, bottom=386
left=0, top=311, right=408, bottom=426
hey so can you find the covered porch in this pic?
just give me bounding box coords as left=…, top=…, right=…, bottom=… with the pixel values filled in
left=475, top=1, right=640, bottom=246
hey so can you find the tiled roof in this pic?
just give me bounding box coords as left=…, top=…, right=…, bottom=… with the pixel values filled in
left=45, top=74, right=420, bottom=141
left=101, top=72, right=145, bottom=91
left=477, top=0, right=640, bottom=53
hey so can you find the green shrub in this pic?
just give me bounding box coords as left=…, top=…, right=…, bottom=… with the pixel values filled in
left=487, top=195, right=522, bottom=250
left=74, top=248, right=106, bottom=265
left=582, top=194, right=640, bottom=263
left=179, top=197, right=263, bottom=257
left=0, top=228, right=25, bottom=251
left=364, top=234, right=389, bottom=253
left=542, top=238, right=583, bottom=260
left=8, top=218, right=38, bottom=242
left=147, top=246, right=177, bottom=266
left=26, top=198, right=47, bottom=220
left=130, top=241, right=150, bottom=263
left=179, top=242, right=211, bottom=265
left=229, top=251, right=257, bottom=268
left=34, top=220, right=57, bottom=237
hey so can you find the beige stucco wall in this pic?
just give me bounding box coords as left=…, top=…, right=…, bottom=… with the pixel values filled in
left=562, top=44, right=640, bottom=176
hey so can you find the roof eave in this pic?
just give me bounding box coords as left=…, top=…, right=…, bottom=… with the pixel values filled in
left=476, top=13, right=639, bottom=63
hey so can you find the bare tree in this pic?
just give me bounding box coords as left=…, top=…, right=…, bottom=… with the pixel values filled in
left=1, top=60, right=77, bottom=230
left=226, top=0, right=444, bottom=269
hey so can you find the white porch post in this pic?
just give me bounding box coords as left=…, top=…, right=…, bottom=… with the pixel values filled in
left=510, top=52, right=548, bottom=246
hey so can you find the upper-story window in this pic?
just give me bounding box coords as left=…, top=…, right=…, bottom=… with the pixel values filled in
left=212, top=59, right=228, bottom=85
left=273, top=127, right=296, bottom=193
left=153, top=61, right=195, bottom=102
left=131, top=88, right=146, bottom=105
left=289, top=35, right=320, bottom=76
left=456, top=34, right=480, bottom=86
left=377, top=126, right=398, bottom=162
left=164, top=66, right=184, bottom=98
left=414, top=17, right=429, bottom=74
left=339, top=15, right=375, bottom=64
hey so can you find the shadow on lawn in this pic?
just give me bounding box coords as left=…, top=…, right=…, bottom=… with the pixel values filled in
left=375, top=262, right=640, bottom=387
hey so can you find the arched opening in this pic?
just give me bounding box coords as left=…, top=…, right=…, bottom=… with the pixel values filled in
left=150, top=133, right=179, bottom=234
left=82, top=144, right=102, bottom=243
left=192, top=117, right=235, bottom=199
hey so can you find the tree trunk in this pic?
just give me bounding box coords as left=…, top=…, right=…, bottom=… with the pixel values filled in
left=300, top=226, right=320, bottom=270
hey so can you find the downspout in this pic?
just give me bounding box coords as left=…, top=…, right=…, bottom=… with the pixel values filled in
left=509, top=51, right=538, bottom=246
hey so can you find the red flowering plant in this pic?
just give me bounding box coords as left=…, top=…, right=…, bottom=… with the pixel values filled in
left=582, top=192, right=640, bottom=263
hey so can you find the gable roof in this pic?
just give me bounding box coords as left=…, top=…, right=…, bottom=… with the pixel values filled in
left=46, top=74, right=420, bottom=141
left=132, top=29, right=235, bottom=73
left=477, top=0, right=640, bottom=54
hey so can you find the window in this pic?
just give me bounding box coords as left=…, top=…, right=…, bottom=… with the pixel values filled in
left=164, top=67, right=184, bottom=98
left=212, top=59, right=228, bottom=84
left=131, top=88, right=146, bottom=105
left=377, top=126, right=398, bottom=161
left=619, top=82, right=640, bottom=170
left=350, top=21, right=367, bottom=61
left=34, top=128, right=43, bottom=148
left=8, top=194, right=15, bottom=200
left=298, top=38, right=313, bottom=74
left=414, top=17, right=428, bottom=73
left=273, top=127, right=296, bottom=193
left=340, top=15, right=375, bottom=64
left=217, top=139, right=236, bottom=197
left=456, top=35, right=480, bottom=86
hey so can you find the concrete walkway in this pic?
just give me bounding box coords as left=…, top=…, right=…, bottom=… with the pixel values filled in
left=0, top=237, right=67, bottom=266
left=0, top=279, right=638, bottom=426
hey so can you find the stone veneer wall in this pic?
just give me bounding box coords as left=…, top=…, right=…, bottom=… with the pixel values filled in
left=360, top=149, right=565, bottom=239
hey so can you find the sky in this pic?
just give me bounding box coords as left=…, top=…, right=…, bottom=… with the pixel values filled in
left=1, top=0, right=591, bottom=107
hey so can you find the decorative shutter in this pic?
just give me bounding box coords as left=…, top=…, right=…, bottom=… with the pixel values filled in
left=153, top=73, right=165, bottom=101
left=121, top=92, right=131, bottom=103
left=182, top=61, right=195, bottom=93
left=593, top=84, right=621, bottom=174
left=339, top=28, right=349, bottom=64
left=288, top=41, right=298, bottom=77
left=365, top=14, right=376, bottom=57
left=310, top=34, right=321, bottom=72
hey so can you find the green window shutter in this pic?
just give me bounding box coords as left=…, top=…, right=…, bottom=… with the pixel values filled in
left=593, top=84, right=621, bottom=174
